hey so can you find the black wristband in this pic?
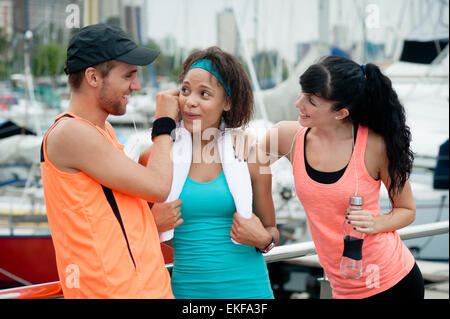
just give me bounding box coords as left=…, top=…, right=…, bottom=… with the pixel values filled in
left=151, top=117, right=176, bottom=141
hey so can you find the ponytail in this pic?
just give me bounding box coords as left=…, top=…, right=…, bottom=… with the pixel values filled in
left=353, top=63, right=414, bottom=204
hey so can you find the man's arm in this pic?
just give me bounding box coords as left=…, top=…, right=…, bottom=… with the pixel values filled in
left=46, top=119, right=172, bottom=202
left=46, top=89, right=179, bottom=203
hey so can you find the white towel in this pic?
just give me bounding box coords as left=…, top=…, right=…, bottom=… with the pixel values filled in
left=158, top=120, right=253, bottom=243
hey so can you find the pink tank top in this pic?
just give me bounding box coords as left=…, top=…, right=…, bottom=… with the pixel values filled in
left=292, top=125, right=414, bottom=299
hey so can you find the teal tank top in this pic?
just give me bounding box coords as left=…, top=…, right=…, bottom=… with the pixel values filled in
left=171, top=171, right=274, bottom=299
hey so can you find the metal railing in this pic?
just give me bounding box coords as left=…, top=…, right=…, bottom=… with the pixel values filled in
left=265, top=221, right=449, bottom=299
left=264, top=220, right=449, bottom=263
left=0, top=221, right=448, bottom=299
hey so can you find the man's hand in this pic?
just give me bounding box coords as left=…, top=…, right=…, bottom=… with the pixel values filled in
left=151, top=199, right=183, bottom=232
left=155, top=89, right=180, bottom=121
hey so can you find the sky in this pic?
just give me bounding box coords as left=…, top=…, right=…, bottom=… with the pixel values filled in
left=144, top=0, right=449, bottom=63
left=145, top=0, right=319, bottom=62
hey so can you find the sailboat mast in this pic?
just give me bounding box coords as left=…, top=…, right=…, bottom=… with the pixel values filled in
left=232, top=7, right=268, bottom=122
left=23, top=0, right=41, bottom=136
left=318, top=0, right=330, bottom=56
left=254, top=0, right=258, bottom=60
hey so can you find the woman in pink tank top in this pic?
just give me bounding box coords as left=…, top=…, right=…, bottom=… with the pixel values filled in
left=261, top=56, right=424, bottom=299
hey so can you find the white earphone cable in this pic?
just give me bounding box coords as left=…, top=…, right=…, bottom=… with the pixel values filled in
left=352, top=124, right=359, bottom=197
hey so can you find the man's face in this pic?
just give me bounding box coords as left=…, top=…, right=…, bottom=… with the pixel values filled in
left=98, top=61, right=141, bottom=116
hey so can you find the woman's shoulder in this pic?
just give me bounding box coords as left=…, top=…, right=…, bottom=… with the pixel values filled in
left=254, top=121, right=302, bottom=164
left=275, top=120, right=302, bottom=133
left=366, top=127, right=386, bottom=151
left=270, top=121, right=303, bottom=145
left=365, top=127, right=387, bottom=163
left=275, top=121, right=303, bottom=154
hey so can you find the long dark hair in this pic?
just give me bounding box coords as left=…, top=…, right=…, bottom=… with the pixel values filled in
left=300, top=55, right=414, bottom=204
left=178, top=46, right=254, bottom=128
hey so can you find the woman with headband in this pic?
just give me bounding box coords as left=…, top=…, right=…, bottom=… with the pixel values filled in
left=260, top=56, right=424, bottom=299
left=141, top=46, right=277, bottom=299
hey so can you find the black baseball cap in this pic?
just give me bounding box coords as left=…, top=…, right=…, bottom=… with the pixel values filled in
left=64, top=24, right=159, bottom=74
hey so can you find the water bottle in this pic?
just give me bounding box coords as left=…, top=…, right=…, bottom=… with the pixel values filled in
left=340, top=196, right=364, bottom=279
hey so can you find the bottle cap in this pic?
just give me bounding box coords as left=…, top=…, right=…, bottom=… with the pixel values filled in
left=349, top=196, right=364, bottom=206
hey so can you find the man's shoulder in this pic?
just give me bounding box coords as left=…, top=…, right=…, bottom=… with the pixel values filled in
left=48, top=117, right=95, bottom=140
left=46, top=117, right=103, bottom=155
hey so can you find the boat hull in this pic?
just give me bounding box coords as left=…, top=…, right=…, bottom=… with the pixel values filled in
left=0, top=236, right=58, bottom=289
left=0, top=235, right=174, bottom=289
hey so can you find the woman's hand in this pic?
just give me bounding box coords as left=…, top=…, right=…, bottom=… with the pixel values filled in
left=346, top=209, right=379, bottom=235
left=232, top=130, right=257, bottom=162
left=230, top=212, right=272, bottom=250
left=150, top=199, right=183, bottom=232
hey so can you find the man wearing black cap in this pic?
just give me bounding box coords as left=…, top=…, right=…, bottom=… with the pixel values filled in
left=40, top=24, right=178, bottom=298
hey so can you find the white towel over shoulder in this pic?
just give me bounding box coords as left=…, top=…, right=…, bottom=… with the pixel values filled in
left=159, top=120, right=253, bottom=243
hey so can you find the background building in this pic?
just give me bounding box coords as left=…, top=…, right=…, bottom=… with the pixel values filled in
left=217, top=8, right=238, bottom=56
left=0, top=0, right=12, bottom=38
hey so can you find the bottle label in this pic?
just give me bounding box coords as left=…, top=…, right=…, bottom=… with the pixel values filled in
left=342, top=236, right=364, bottom=260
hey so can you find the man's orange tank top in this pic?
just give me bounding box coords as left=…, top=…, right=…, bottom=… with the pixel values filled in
left=292, top=124, right=414, bottom=299
left=40, top=113, right=173, bottom=299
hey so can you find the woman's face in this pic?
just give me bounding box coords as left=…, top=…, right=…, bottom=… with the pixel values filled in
left=295, top=91, right=338, bottom=127
left=179, top=68, right=230, bottom=133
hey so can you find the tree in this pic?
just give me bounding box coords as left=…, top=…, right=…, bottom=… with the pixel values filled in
left=32, top=42, right=66, bottom=77
left=0, top=28, right=10, bottom=80
left=145, top=40, right=181, bottom=82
